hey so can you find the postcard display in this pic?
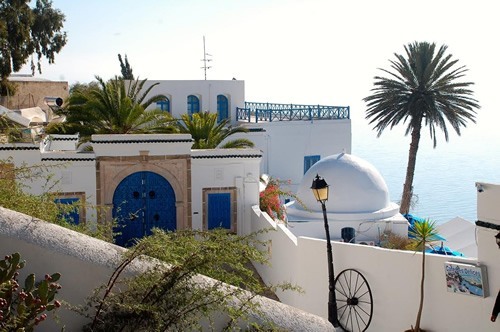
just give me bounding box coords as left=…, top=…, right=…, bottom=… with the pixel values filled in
left=444, top=262, right=489, bottom=298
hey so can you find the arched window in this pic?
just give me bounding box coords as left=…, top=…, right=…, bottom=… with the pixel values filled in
left=187, top=95, right=200, bottom=115
left=217, top=95, right=229, bottom=122
left=156, top=97, right=170, bottom=113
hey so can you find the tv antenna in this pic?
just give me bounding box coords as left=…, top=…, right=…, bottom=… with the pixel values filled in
left=201, top=36, right=212, bottom=80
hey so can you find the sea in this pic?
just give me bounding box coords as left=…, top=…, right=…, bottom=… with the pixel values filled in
left=351, top=121, right=500, bottom=225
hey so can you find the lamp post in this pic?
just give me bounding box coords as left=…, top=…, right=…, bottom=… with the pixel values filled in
left=311, top=174, right=339, bottom=327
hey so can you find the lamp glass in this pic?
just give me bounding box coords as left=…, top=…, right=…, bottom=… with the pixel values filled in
left=311, top=175, right=329, bottom=202
left=313, top=186, right=329, bottom=202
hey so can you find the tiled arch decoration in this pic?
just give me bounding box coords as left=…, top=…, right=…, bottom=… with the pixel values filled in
left=96, top=154, right=191, bottom=230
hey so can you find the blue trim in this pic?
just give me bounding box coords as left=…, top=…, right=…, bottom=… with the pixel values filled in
left=217, top=95, right=229, bottom=122
left=187, top=95, right=200, bottom=115
left=156, top=98, right=170, bottom=112
left=304, top=155, right=321, bottom=174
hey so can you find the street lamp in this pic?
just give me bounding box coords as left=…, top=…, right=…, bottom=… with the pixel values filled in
left=311, top=174, right=339, bottom=327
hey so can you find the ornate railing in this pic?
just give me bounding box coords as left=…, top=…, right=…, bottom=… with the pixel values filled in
left=236, top=102, right=350, bottom=123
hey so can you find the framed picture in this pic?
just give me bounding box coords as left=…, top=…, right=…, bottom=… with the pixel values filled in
left=444, top=262, right=488, bottom=298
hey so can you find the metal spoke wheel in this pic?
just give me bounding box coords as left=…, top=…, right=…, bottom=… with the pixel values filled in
left=334, top=269, right=373, bottom=332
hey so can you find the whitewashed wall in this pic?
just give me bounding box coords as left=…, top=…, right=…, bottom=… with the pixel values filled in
left=0, top=145, right=96, bottom=206
left=251, top=205, right=499, bottom=331
left=141, top=80, right=245, bottom=124
left=0, top=207, right=334, bottom=332
left=190, top=149, right=261, bottom=235
left=233, top=119, right=351, bottom=189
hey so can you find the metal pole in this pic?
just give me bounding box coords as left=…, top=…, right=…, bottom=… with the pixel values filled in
left=321, top=201, right=339, bottom=327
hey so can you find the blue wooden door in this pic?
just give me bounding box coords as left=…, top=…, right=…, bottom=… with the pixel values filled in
left=207, top=193, right=231, bottom=230
left=113, top=171, right=176, bottom=246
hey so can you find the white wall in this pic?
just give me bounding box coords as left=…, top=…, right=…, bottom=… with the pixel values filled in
left=91, top=134, right=193, bottom=157
left=251, top=205, right=499, bottom=331
left=0, top=145, right=97, bottom=207
left=190, top=149, right=261, bottom=234
left=141, top=80, right=245, bottom=124
left=234, top=119, right=351, bottom=189
left=0, top=207, right=334, bottom=332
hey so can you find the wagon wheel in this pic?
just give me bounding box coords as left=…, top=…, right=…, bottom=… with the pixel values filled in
left=334, top=269, right=373, bottom=332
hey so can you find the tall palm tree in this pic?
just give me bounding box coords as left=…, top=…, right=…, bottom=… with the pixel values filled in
left=408, top=219, right=440, bottom=332
left=364, top=42, right=479, bottom=214
left=175, top=112, right=254, bottom=149
left=46, top=76, right=175, bottom=140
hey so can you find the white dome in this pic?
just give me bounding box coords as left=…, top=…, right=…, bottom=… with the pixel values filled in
left=295, top=153, right=390, bottom=214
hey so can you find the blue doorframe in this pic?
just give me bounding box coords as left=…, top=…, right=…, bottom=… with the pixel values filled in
left=113, top=171, right=176, bottom=246
left=207, top=192, right=231, bottom=230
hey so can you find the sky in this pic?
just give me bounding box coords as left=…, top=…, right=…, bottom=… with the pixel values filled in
left=24, top=0, right=498, bottom=133
left=16, top=0, right=500, bottom=221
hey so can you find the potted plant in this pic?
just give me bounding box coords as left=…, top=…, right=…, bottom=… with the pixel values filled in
left=406, top=218, right=440, bottom=332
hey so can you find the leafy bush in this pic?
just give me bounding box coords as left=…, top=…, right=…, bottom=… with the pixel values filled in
left=0, top=158, right=116, bottom=242
left=80, top=228, right=298, bottom=331
left=0, top=253, right=62, bottom=331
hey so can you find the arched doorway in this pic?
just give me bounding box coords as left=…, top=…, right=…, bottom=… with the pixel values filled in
left=113, top=171, right=176, bottom=246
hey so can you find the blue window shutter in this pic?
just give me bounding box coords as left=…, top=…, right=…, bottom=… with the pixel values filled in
left=304, top=155, right=321, bottom=174
left=187, top=95, right=200, bottom=115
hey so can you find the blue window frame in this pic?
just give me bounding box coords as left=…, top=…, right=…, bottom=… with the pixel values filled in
left=54, top=197, right=80, bottom=225
left=217, top=95, right=229, bottom=122
left=304, top=155, right=320, bottom=174
left=156, top=97, right=170, bottom=113
left=187, top=95, right=200, bottom=115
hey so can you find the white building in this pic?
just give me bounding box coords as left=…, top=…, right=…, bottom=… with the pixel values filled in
left=143, top=80, right=351, bottom=189
left=1, top=78, right=499, bottom=331
left=285, top=153, right=408, bottom=243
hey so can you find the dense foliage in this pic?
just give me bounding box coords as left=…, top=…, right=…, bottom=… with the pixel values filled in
left=0, top=0, right=67, bottom=88
left=45, top=76, right=175, bottom=141
left=81, top=228, right=297, bottom=331
left=364, top=41, right=479, bottom=214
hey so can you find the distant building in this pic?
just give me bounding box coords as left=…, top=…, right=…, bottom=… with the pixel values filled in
left=2, top=74, right=68, bottom=121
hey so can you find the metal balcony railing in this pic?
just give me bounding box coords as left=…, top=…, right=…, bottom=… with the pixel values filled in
left=236, top=102, right=350, bottom=123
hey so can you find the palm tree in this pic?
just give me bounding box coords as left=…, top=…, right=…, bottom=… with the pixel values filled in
left=407, top=219, right=440, bottom=332
left=46, top=76, right=175, bottom=140
left=175, top=112, right=254, bottom=149
left=364, top=42, right=480, bottom=214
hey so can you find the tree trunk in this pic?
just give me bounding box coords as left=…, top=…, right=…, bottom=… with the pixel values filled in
left=400, top=120, right=422, bottom=214
left=415, top=247, right=426, bottom=331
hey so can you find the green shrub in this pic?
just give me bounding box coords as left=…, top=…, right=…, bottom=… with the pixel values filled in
left=80, top=228, right=299, bottom=331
